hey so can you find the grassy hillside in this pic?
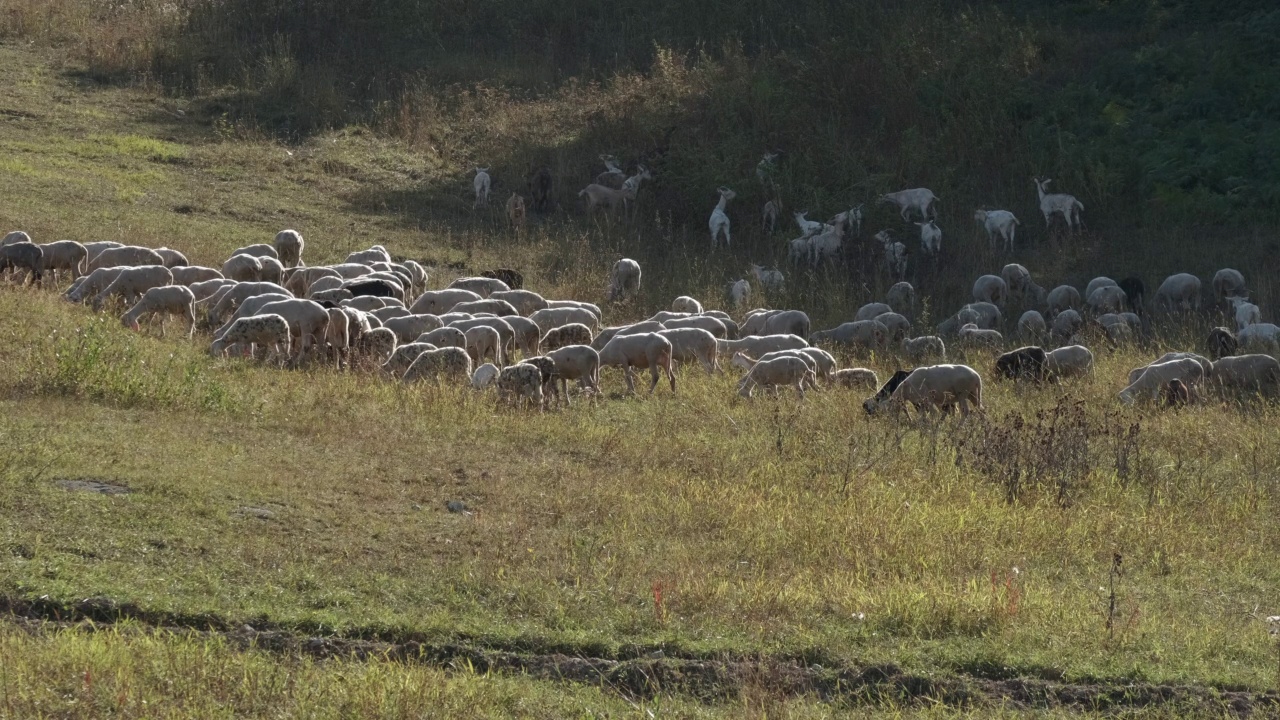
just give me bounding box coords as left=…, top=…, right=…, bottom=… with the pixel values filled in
left=2, top=4, right=1280, bottom=715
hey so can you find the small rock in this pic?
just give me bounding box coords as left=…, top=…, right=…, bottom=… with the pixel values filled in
left=445, top=500, right=467, bottom=514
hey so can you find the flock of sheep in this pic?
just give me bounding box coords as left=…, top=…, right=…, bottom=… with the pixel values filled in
left=1, top=215, right=1278, bottom=415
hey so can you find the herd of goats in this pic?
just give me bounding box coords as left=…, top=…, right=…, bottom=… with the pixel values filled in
left=0, top=148, right=1276, bottom=414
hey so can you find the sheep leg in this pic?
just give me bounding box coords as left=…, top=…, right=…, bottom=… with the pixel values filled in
left=624, top=365, right=637, bottom=394
left=794, top=381, right=805, bottom=400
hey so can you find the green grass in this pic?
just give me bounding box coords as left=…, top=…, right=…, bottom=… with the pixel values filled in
left=0, top=36, right=1279, bottom=717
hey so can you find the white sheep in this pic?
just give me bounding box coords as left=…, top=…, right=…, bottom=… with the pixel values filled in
left=598, top=333, right=676, bottom=394
left=230, top=244, right=279, bottom=260
left=120, top=285, right=197, bottom=338
left=762, top=200, right=780, bottom=233
left=473, top=167, right=491, bottom=207
left=154, top=247, right=188, bottom=268
left=855, top=302, right=893, bottom=322
left=606, top=258, right=642, bottom=302
left=546, top=345, right=602, bottom=403
left=1212, top=269, right=1246, bottom=306
left=749, top=264, right=784, bottom=292
left=38, top=240, right=88, bottom=282
left=383, top=314, right=444, bottom=344
left=543, top=299, right=602, bottom=323
left=82, top=240, right=123, bottom=263
left=1017, top=310, right=1047, bottom=341
left=657, top=327, right=719, bottom=374
left=88, top=245, right=165, bottom=272
left=410, top=289, right=483, bottom=315
left=974, top=209, right=1020, bottom=251
left=381, top=342, right=436, bottom=377
left=470, top=362, right=500, bottom=389
left=530, top=306, right=599, bottom=335
left=91, top=265, right=173, bottom=311
left=274, top=230, right=305, bottom=268
left=958, top=323, right=1003, bottom=350
left=401, top=260, right=429, bottom=296
left=833, top=368, right=879, bottom=390
left=878, top=188, right=939, bottom=221
left=450, top=317, right=515, bottom=358
left=809, top=321, right=886, bottom=354
left=1085, top=277, right=1118, bottom=300
left=1033, top=177, right=1083, bottom=232
left=762, top=309, right=810, bottom=339
left=1046, top=285, right=1082, bottom=317
left=491, top=289, right=548, bottom=316
left=222, top=254, right=264, bottom=282
left=1237, top=323, right=1280, bottom=354
left=1087, top=285, right=1127, bottom=315
left=902, top=335, right=946, bottom=363
left=1154, top=273, right=1202, bottom=314
left=915, top=220, right=942, bottom=255
left=786, top=235, right=810, bottom=266
left=1118, top=358, right=1205, bottom=405
left=717, top=334, right=809, bottom=359
left=170, top=266, right=223, bottom=286
left=1044, top=345, right=1094, bottom=379
left=1, top=230, right=31, bottom=246
left=451, top=298, right=520, bottom=317
left=257, top=256, right=285, bottom=285
left=256, top=298, right=332, bottom=361
left=959, top=301, right=1002, bottom=329
left=619, top=165, right=653, bottom=214
left=1210, top=354, right=1280, bottom=399
left=464, top=325, right=503, bottom=367
left=502, top=315, right=542, bottom=357
left=709, top=187, right=736, bottom=248
left=1228, top=297, right=1261, bottom=331
left=496, top=363, right=545, bottom=410
left=886, top=282, right=916, bottom=317
left=189, top=278, right=235, bottom=303
left=1000, top=264, right=1032, bottom=300
left=1051, top=309, right=1083, bottom=343
left=732, top=348, right=832, bottom=384
left=874, top=312, right=911, bottom=342
left=865, top=364, right=983, bottom=418
left=344, top=246, right=391, bottom=266
left=210, top=314, right=291, bottom=366
left=672, top=296, right=703, bottom=314
left=739, top=309, right=779, bottom=337
left=357, top=326, right=398, bottom=364
left=728, top=279, right=751, bottom=310
left=402, top=347, right=472, bottom=383
left=416, top=326, right=468, bottom=349
left=542, top=323, right=593, bottom=352
left=972, top=275, right=1008, bottom=307
left=324, top=307, right=351, bottom=368
left=370, top=305, right=411, bottom=323
left=736, top=356, right=816, bottom=399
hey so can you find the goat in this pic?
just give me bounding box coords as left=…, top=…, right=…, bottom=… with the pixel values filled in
left=973, top=209, right=1019, bottom=252
left=709, top=187, right=736, bottom=248
left=594, top=155, right=626, bottom=189
left=527, top=165, right=553, bottom=212
left=916, top=220, right=942, bottom=255
left=878, top=188, right=938, bottom=222
left=506, top=193, right=527, bottom=230
left=1033, top=177, right=1083, bottom=232
left=473, top=167, right=491, bottom=208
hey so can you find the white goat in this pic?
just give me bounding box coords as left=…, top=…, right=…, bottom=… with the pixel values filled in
left=874, top=231, right=907, bottom=279
left=916, top=220, right=942, bottom=255
left=974, top=209, right=1020, bottom=252
left=709, top=187, right=735, bottom=248
left=749, top=264, right=784, bottom=292
left=878, top=188, right=939, bottom=221
left=473, top=167, right=491, bottom=208
left=1033, top=177, right=1083, bottom=232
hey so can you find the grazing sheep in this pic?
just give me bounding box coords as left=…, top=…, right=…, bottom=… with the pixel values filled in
left=410, top=289, right=483, bottom=315
left=1, top=230, right=32, bottom=246
left=382, top=342, right=437, bottom=378
left=496, top=363, right=545, bottom=410
left=599, top=333, right=676, bottom=394
left=749, top=263, right=785, bottom=292
left=886, top=282, right=916, bottom=316
left=1018, top=310, right=1047, bottom=341
left=82, top=240, right=123, bottom=262
left=0, top=242, right=43, bottom=285
left=736, top=356, right=816, bottom=399
left=491, top=289, right=546, bottom=315
left=1119, top=358, right=1206, bottom=405
left=530, top=306, right=599, bottom=335
left=473, top=167, right=492, bottom=207
left=1051, top=309, right=1084, bottom=343
left=210, top=314, right=292, bottom=366
left=506, top=193, right=527, bottom=230
left=66, top=266, right=129, bottom=303
left=1118, top=277, right=1145, bottom=314
left=88, top=245, right=165, bottom=272
left=1228, top=296, right=1260, bottom=331
left=470, top=362, right=500, bottom=389
left=974, top=209, right=1019, bottom=251
left=402, top=347, right=473, bottom=383
left=542, top=323, right=593, bottom=352
left=464, top=325, right=503, bottom=367
left=120, top=285, right=196, bottom=338
left=861, top=369, right=913, bottom=413
left=230, top=244, right=279, bottom=260
left=657, top=327, right=720, bottom=374
left=1210, top=354, right=1280, bottom=399
left=323, top=307, right=351, bottom=368
left=709, top=187, right=736, bottom=247
left=169, top=266, right=222, bottom=286
left=401, top=260, right=429, bottom=296
left=878, top=188, right=939, bottom=221
left=1102, top=321, right=1134, bottom=346
left=272, top=229, right=305, bottom=268
left=959, top=302, right=1003, bottom=330
left=1033, top=177, right=1083, bottom=232
left=37, top=240, right=88, bottom=282
left=345, top=245, right=391, bottom=266
left=874, top=312, right=911, bottom=342
left=1155, top=273, right=1202, bottom=314
left=973, top=275, right=1008, bottom=307
left=370, top=305, right=411, bottom=323
left=1212, top=269, right=1247, bottom=306
left=450, top=298, right=519, bottom=317
left=1085, top=277, right=1117, bottom=301
left=416, top=326, right=467, bottom=350
left=1129, top=353, right=1213, bottom=384
left=866, top=364, right=984, bottom=418
left=501, top=315, right=542, bottom=357
left=728, top=279, right=751, bottom=310
left=308, top=276, right=346, bottom=296
left=450, top=276, right=510, bottom=297
left=855, top=302, right=894, bottom=322
left=356, top=326, right=398, bottom=364
left=257, top=256, right=285, bottom=285
left=254, top=298, right=332, bottom=361
left=546, top=345, right=602, bottom=403
left=672, top=296, right=703, bottom=314
left=1046, top=285, right=1082, bottom=318
left=1001, top=264, right=1032, bottom=300
left=606, top=258, right=642, bottom=302
left=902, top=335, right=946, bottom=363
left=450, top=317, right=515, bottom=357
left=222, top=254, right=264, bottom=282
left=311, top=288, right=355, bottom=305
left=189, top=278, right=235, bottom=304
left=915, top=220, right=942, bottom=255
left=1161, top=379, right=1191, bottom=408
left=833, top=368, right=879, bottom=390
left=1206, top=326, right=1239, bottom=360
left=809, top=321, right=887, bottom=354
left=994, top=346, right=1048, bottom=382
left=1237, top=323, right=1280, bottom=354
left=740, top=309, right=780, bottom=337
left=91, top=265, right=173, bottom=311
left=1044, top=345, right=1094, bottom=379
left=153, top=247, right=188, bottom=268
left=958, top=323, right=1004, bottom=350
left=342, top=295, right=394, bottom=312
left=1087, top=285, right=1128, bottom=315
left=382, top=314, right=444, bottom=344
left=762, top=309, right=810, bottom=339
left=543, top=299, right=602, bottom=322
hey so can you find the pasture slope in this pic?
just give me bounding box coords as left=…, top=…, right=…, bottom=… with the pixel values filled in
left=0, top=25, right=1279, bottom=720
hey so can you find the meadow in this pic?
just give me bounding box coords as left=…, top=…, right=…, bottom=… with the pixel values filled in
left=2, top=2, right=1280, bottom=715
